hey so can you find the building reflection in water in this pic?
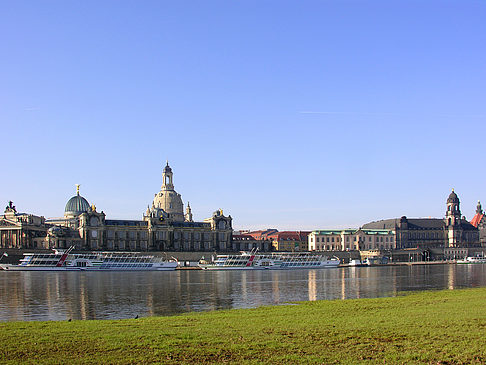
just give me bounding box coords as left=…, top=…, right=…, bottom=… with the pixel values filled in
left=271, top=271, right=280, bottom=303
left=308, top=270, right=316, bottom=301
left=3, top=265, right=486, bottom=322
left=448, top=264, right=456, bottom=290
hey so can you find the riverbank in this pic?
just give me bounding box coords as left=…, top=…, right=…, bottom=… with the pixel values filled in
left=1, top=288, right=486, bottom=364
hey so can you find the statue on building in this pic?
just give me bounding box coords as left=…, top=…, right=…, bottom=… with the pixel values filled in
left=5, top=201, right=16, bottom=214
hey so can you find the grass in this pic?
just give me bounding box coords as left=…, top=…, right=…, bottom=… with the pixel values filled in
left=2, top=288, right=486, bottom=364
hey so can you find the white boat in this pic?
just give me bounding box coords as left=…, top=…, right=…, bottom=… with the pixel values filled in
left=198, top=250, right=340, bottom=270
left=0, top=246, right=178, bottom=271
left=457, top=256, right=486, bottom=264
left=349, top=259, right=367, bottom=267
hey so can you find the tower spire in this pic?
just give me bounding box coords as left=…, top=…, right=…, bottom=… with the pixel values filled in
left=75, top=184, right=80, bottom=196
left=185, top=201, right=193, bottom=222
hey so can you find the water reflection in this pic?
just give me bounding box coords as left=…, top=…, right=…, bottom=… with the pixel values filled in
left=2, top=264, right=486, bottom=322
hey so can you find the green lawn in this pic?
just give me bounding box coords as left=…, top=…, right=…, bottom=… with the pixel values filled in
left=1, top=288, right=486, bottom=364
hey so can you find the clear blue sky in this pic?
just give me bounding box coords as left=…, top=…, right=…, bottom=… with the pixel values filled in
left=1, top=1, right=485, bottom=230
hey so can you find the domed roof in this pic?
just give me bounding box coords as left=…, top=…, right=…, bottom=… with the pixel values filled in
left=65, top=186, right=90, bottom=216
left=447, top=189, right=459, bottom=204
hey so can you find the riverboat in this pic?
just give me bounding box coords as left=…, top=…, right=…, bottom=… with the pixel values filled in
left=198, top=250, right=340, bottom=270
left=456, top=256, right=486, bottom=264
left=0, top=246, right=178, bottom=271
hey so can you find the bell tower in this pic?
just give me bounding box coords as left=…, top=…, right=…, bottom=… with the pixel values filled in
left=446, top=189, right=461, bottom=226
left=445, top=189, right=462, bottom=247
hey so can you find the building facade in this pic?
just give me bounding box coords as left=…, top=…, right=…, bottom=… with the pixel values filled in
left=1, top=163, right=233, bottom=252
left=267, top=231, right=310, bottom=251
left=231, top=233, right=272, bottom=252
left=0, top=201, right=48, bottom=249
left=362, top=190, right=480, bottom=259
left=308, top=229, right=395, bottom=252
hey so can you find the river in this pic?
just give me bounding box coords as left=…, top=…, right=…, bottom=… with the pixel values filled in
left=1, top=264, right=486, bottom=321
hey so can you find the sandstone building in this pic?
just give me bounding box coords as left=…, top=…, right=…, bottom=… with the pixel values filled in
left=1, top=163, right=232, bottom=251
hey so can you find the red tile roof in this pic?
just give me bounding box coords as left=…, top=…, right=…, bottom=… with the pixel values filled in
left=246, top=229, right=278, bottom=240
left=268, top=231, right=311, bottom=241
left=470, top=213, right=484, bottom=228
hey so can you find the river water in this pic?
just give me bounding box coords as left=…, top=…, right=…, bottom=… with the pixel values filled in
left=1, top=264, right=486, bottom=322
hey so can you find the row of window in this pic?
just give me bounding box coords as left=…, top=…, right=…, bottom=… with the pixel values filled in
left=313, top=243, right=394, bottom=251
left=104, top=231, right=149, bottom=239
left=101, top=230, right=217, bottom=240
left=312, top=236, right=393, bottom=243
left=409, top=232, right=443, bottom=240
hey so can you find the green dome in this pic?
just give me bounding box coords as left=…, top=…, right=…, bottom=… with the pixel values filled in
left=65, top=193, right=90, bottom=216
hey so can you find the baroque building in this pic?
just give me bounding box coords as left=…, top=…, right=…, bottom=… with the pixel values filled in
left=362, top=190, right=480, bottom=258
left=0, top=201, right=47, bottom=249
left=1, top=163, right=233, bottom=252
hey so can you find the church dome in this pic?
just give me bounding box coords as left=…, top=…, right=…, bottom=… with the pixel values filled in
left=447, top=189, right=459, bottom=204
left=150, top=162, right=185, bottom=222
left=153, top=191, right=184, bottom=221
left=65, top=187, right=90, bottom=217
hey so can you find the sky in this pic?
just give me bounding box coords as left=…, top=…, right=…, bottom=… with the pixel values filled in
left=1, top=1, right=485, bottom=231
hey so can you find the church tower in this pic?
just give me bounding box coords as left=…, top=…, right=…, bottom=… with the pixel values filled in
left=185, top=202, right=193, bottom=222
left=149, top=161, right=185, bottom=222
left=445, top=189, right=462, bottom=247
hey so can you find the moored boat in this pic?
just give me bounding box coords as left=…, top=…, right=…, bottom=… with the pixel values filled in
left=457, top=256, right=486, bottom=264
left=198, top=250, right=340, bottom=270
left=349, top=259, right=367, bottom=267
left=0, top=246, right=178, bottom=271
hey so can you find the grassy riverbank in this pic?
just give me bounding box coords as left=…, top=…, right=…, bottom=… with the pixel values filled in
left=2, top=288, right=486, bottom=364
